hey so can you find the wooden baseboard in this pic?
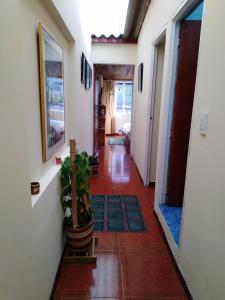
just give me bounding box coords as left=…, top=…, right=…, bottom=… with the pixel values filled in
left=50, top=243, right=66, bottom=300
left=131, top=156, right=144, bottom=185
left=153, top=211, right=193, bottom=300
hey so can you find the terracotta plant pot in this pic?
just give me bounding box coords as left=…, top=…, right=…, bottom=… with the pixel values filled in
left=64, top=221, right=93, bottom=253
left=31, top=182, right=40, bottom=195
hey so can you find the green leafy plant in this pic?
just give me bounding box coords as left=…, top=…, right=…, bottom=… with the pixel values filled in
left=60, top=151, right=92, bottom=228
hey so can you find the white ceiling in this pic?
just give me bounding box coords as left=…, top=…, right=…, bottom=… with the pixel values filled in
left=78, top=0, right=129, bottom=37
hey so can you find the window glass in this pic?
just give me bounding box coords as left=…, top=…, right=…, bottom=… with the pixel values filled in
left=115, top=82, right=133, bottom=114
left=125, top=83, right=132, bottom=108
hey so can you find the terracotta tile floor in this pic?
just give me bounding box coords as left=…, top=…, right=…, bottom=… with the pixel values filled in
left=53, top=138, right=189, bottom=300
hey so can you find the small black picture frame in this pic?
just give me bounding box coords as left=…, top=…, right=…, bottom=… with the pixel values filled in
left=85, top=62, right=92, bottom=90
left=89, top=67, right=92, bottom=88
left=81, top=52, right=86, bottom=83
left=138, top=63, right=143, bottom=92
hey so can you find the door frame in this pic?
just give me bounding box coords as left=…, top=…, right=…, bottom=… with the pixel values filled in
left=145, top=27, right=167, bottom=185
left=161, top=0, right=204, bottom=204
left=153, top=0, right=204, bottom=253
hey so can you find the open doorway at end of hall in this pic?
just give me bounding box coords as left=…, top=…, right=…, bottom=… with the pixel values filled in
left=93, top=64, right=134, bottom=155
left=157, top=1, right=205, bottom=246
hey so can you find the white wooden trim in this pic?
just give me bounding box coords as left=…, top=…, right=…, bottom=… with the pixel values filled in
left=172, top=0, right=200, bottom=22
left=154, top=202, right=193, bottom=298
left=153, top=26, right=167, bottom=46
left=144, top=26, right=167, bottom=185
left=157, top=0, right=205, bottom=201
left=161, top=21, right=180, bottom=203
left=154, top=0, right=204, bottom=245
left=154, top=203, right=179, bottom=254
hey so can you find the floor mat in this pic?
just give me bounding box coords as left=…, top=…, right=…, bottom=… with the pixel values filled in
left=92, top=195, right=147, bottom=232
left=159, top=204, right=182, bottom=246
left=108, top=137, right=125, bottom=145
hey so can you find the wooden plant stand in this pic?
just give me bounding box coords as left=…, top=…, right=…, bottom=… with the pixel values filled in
left=63, top=236, right=97, bottom=264
left=64, top=140, right=97, bottom=264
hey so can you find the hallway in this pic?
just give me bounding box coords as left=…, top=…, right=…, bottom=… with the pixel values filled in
left=53, top=138, right=189, bottom=299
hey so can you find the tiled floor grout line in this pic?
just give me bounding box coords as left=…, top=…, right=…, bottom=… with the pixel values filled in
left=118, top=236, right=125, bottom=299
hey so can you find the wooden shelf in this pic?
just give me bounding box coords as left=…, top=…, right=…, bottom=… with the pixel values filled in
left=94, top=105, right=106, bottom=149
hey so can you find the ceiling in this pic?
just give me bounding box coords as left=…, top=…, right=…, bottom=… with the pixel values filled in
left=124, top=0, right=151, bottom=40
left=79, top=0, right=129, bottom=37
left=91, top=0, right=151, bottom=43
left=94, top=64, right=134, bottom=80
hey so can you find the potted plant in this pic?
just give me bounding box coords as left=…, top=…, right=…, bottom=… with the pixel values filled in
left=60, top=139, right=93, bottom=254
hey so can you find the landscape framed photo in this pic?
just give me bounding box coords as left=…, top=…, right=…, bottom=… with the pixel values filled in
left=38, top=23, right=65, bottom=162
left=138, top=62, right=143, bottom=92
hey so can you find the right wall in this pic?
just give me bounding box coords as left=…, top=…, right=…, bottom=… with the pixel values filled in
left=133, top=0, right=225, bottom=299
left=179, top=1, right=225, bottom=298
left=132, top=0, right=184, bottom=182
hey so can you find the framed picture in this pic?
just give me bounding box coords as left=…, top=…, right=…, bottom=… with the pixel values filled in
left=85, top=62, right=92, bottom=90
left=38, top=23, right=65, bottom=162
left=81, top=52, right=86, bottom=83
left=90, top=67, right=92, bottom=88
left=138, top=63, right=143, bottom=92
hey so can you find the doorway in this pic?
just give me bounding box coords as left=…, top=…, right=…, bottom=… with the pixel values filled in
left=159, top=0, right=204, bottom=246
left=148, top=36, right=166, bottom=184
left=93, top=64, right=134, bottom=155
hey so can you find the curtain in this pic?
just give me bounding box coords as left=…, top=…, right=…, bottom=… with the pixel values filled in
left=103, top=80, right=114, bottom=134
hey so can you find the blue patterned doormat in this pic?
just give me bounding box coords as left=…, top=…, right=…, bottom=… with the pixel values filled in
left=108, top=137, right=125, bottom=145
left=92, top=195, right=147, bottom=232
left=159, top=204, right=183, bottom=246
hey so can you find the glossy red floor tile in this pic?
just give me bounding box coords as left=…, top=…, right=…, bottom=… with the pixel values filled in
left=52, top=138, right=190, bottom=300
left=118, top=231, right=167, bottom=251
left=94, top=232, right=119, bottom=252
left=121, top=252, right=186, bottom=297
left=55, top=253, right=122, bottom=299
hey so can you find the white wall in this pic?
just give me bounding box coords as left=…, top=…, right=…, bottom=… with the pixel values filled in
left=179, top=1, right=225, bottom=298
left=92, top=43, right=137, bottom=65
left=92, top=43, right=136, bottom=142
left=0, top=0, right=92, bottom=299
left=132, top=0, right=184, bottom=182
left=133, top=0, right=225, bottom=299
left=52, top=0, right=93, bottom=155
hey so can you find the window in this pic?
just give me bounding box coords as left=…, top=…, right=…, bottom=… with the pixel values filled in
left=114, top=82, right=133, bottom=114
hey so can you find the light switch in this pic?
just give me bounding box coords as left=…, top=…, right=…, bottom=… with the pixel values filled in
left=200, top=112, right=208, bottom=135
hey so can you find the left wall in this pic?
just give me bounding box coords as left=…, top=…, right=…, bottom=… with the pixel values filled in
left=0, top=0, right=92, bottom=299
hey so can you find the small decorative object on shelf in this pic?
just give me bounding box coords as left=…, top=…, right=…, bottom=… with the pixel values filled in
left=99, top=105, right=106, bottom=117
left=31, top=182, right=40, bottom=195
left=95, top=105, right=106, bottom=147
left=55, top=157, right=62, bottom=165
left=89, top=155, right=99, bottom=177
